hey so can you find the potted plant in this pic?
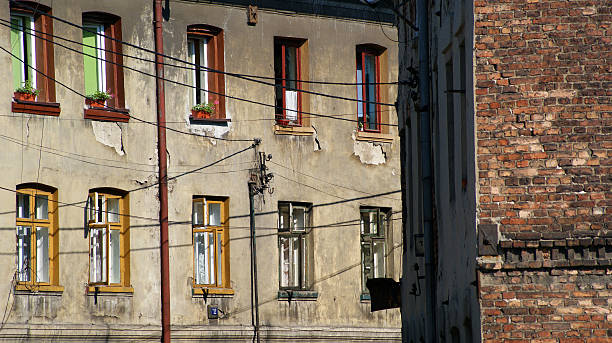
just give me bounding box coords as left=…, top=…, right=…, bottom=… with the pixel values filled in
left=85, top=90, right=112, bottom=108
left=191, top=102, right=215, bottom=119
left=14, top=80, right=40, bottom=102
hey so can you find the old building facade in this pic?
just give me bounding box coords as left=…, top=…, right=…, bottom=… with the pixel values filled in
left=397, top=0, right=611, bottom=341
left=0, top=0, right=402, bottom=341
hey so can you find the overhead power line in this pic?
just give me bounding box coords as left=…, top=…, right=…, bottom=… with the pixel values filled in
left=9, top=1, right=400, bottom=87
left=0, top=45, right=255, bottom=142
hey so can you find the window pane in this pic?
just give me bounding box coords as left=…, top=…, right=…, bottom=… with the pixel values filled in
left=360, top=211, right=373, bottom=235
left=356, top=52, right=364, bottom=127
left=24, top=16, right=35, bottom=86
left=96, top=194, right=105, bottom=224
left=279, top=237, right=289, bottom=287
left=285, top=46, right=297, bottom=90
left=217, top=232, right=223, bottom=286
left=279, top=204, right=290, bottom=231
left=188, top=39, right=196, bottom=107
left=302, top=236, right=307, bottom=288
left=36, top=227, right=49, bottom=283
left=361, top=242, right=372, bottom=292
left=209, top=203, right=221, bottom=226
left=373, top=240, right=385, bottom=279
left=193, top=201, right=203, bottom=225
left=285, top=90, right=298, bottom=121
left=11, top=16, right=24, bottom=90
left=109, top=229, right=120, bottom=284
left=88, top=195, right=95, bottom=223
left=195, top=232, right=212, bottom=284
left=369, top=211, right=378, bottom=235
left=16, top=193, right=30, bottom=219
left=293, top=207, right=305, bottom=232
left=108, top=198, right=120, bottom=223
left=17, top=226, right=31, bottom=282
left=364, top=54, right=377, bottom=130
left=378, top=212, right=387, bottom=237
left=208, top=232, right=215, bottom=285
left=35, top=194, right=49, bottom=220
left=83, top=25, right=100, bottom=95
left=90, top=228, right=106, bottom=283
left=274, top=42, right=283, bottom=115
left=291, top=236, right=300, bottom=288
left=198, top=38, right=208, bottom=103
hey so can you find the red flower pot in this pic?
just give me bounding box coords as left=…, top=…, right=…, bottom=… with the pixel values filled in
left=14, top=92, right=36, bottom=102
left=191, top=109, right=213, bottom=119
left=86, top=99, right=106, bottom=108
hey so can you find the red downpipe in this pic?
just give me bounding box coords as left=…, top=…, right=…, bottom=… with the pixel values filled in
left=153, top=0, right=170, bottom=341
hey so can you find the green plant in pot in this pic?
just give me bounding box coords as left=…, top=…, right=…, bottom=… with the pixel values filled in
left=85, top=90, right=112, bottom=108
left=191, top=102, right=216, bottom=119
left=14, top=80, right=40, bottom=102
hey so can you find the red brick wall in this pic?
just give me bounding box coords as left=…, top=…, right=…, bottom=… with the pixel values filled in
left=474, top=0, right=611, bottom=238
left=480, top=269, right=612, bottom=342
left=474, top=0, right=611, bottom=341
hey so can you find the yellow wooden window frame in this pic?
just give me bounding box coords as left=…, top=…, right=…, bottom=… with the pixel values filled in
left=192, top=197, right=230, bottom=293
left=87, top=191, right=131, bottom=293
left=15, top=187, right=62, bottom=292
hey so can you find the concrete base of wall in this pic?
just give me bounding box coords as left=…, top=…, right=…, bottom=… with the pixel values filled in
left=0, top=324, right=401, bottom=342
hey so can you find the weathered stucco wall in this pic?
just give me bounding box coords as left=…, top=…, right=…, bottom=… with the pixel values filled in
left=0, top=0, right=401, bottom=341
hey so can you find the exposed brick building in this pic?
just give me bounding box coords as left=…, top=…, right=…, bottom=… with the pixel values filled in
left=396, top=0, right=611, bottom=341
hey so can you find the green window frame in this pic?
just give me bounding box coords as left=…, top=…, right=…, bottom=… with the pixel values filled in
left=10, top=14, right=36, bottom=91
left=82, top=24, right=106, bottom=96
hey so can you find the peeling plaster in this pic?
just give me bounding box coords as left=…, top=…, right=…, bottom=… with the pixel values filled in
left=92, top=121, right=125, bottom=155
left=184, top=113, right=231, bottom=144
left=352, top=131, right=386, bottom=165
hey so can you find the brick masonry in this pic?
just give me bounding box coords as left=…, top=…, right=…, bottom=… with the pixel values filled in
left=473, top=0, right=611, bottom=341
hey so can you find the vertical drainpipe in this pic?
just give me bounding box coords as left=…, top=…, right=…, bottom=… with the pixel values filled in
left=153, top=0, right=171, bottom=341
left=417, top=0, right=436, bottom=341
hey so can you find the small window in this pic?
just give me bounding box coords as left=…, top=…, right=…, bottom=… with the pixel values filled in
left=10, top=2, right=57, bottom=111
left=86, top=190, right=129, bottom=289
left=360, top=207, right=390, bottom=294
left=278, top=202, right=313, bottom=290
left=15, top=185, right=59, bottom=288
left=82, top=12, right=127, bottom=120
left=274, top=38, right=307, bottom=126
left=187, top=25, right=226, bottom=119
left=192, top=196, right=230, bottom=290
left=356, top=45, right=385, bottom=133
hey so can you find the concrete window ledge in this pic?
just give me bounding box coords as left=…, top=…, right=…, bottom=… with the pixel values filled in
left=274, top=125, right=315, bottom=136
left=192, top=287, right=234, bottom=297
left=359, top=293, right=371, bottom=302
left=86, top=285, right=134, bottom=295
left=277, top=290, right=319, bottom=301
left=355, top=131, right=394, bottom=143
left=14, top=284, right=64, bottom=294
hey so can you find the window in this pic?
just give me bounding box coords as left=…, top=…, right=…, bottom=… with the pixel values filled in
left=10, top=2, right=59, bottom=115
left=16, top=185, right=60, bottom=290
left=356, top=45, right=387, bottom=133
left=192, top=197, right=230, bottom=292
left=360, top=207, right=390, bottom=294
left=274, top=38, right=307, bottom=126
left=82, top=12, right=127, bottom=120
left=278, top=202, right=313, bottom=290
left=446, top=59, right=455, bottom=202
left=187, top=25, right=225, bottom=119
left=86, top=189, right=130, bottom=291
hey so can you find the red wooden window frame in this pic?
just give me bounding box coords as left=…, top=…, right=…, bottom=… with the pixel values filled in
left=187, top=25, right=226, bottom=119
left=275, top=39, right=303, bottom=126
left=356, top=48, right=382, bottom=133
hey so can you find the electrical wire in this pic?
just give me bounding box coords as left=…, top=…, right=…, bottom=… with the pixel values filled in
left=7, top=1, right=400, bottom=87
left=0, top=20, right=398, bottom=127
left=0, top=45, right=256, bottom=143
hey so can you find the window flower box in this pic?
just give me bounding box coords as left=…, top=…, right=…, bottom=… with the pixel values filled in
left=14, top=92, right=36, bottom=102
left=86, top=98, right=107, bottom=108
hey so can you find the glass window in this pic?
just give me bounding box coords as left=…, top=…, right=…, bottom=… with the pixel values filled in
left=192, top=197, right=229, bottom=289
left=274, top=39, right=304, bottom=125
left=360, top=207, right=389, bottom=294
left=356, top=46, right=384, bottom=132
left=278, top=203, right=312, bottom=290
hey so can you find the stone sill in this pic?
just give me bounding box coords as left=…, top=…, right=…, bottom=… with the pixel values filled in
left=84, top=107, right=130, bottom=122
left=12, top=100, right=60, bottom=116
left=360, top=293, right=371, bottom=302
left=192, top=287, right=234, bottom=296
left=274, top=125, right=314, bottom=136
left=15, top=284, right=64, bottom=293
left=189, top=117, right=231, bottom=126
left=355, top=131, right=394, bottom=143
left=277, top=290, right=319, bottom=301
left=87, top=285, right=134, bottom=294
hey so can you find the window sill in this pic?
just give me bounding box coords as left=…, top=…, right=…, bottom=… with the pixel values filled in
left=192, top=287, right=234, bottom=296
left=274, top=125, right=314, bottom=136
left=84, top=107, right=130, bottom=122
left=360, top=293, right=371, bottom=302
left=189, top=117, right=231, bottom=126
left=277, top=290, right=319, bottom=301
left=355, top=131, right=394, bottom=143
left=87, top=285, right=134, bottom=294
left=12, top=100, right=61, bottom=116
left=15, top=284, right=64, bottom=293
